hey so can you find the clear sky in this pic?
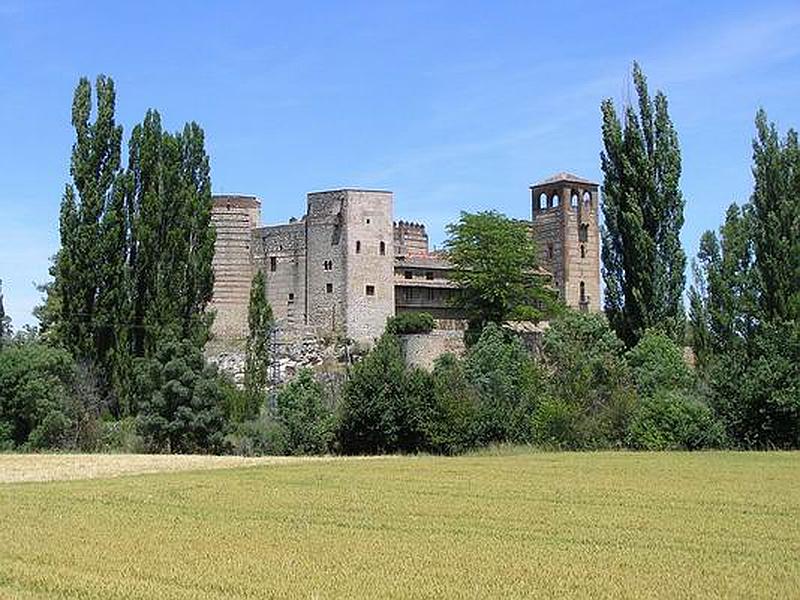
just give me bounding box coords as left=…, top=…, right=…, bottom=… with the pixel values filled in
left=1, top=0, right=799, bottom=328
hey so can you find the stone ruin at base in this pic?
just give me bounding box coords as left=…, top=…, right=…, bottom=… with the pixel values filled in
left=206, top=173, right=601, bottom=384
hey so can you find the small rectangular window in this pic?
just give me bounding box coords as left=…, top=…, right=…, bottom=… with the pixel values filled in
left=365, top=285, right=375, bottom=296
left=288, top=293, right=294, bottom=304
left=270, top=257, right=277, bottom=272
left=404, top=271, right=412, bottom=279
left=425, top=271, right=434, bottom=280
left=326, top=283, right=333, bottom=293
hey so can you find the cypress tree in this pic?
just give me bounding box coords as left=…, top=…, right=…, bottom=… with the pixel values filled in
left=243, top=270, right=274, bottom=418
left=600, top=62, right=686, bottom=347
left=751, top=110, right=800, bottom=323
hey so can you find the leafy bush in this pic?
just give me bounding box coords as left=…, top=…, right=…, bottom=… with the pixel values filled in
left=706, top=322, right=800, bottom=448
left=226, top=414, right=288, bottom=456
left=541, top=310, right=636, bottom=448
left=0, top=341, right=77, bottom=449
left=338, top=334, right=434, bottom=454
left=426, top=353, right=479, bottom=454
left=386, top=312, right=435, bottom=335
left=275, top=369, right=334, bottom=455
left=463, top=323, right=544, bottom=444
left=627, top=330, right=693, bottom=397
left=134, top=341, right=229, bottom=454
left=626, top=390, right=727, bottom=450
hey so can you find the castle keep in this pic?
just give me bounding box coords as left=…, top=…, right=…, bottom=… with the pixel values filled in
left=209, top=173, right=600, bottom=345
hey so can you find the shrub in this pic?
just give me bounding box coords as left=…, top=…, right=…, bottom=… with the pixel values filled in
left=541, top=310, right=636, bottom=448
left=275, top=369, right=334, bottom=455
left=426, top=353, right=479, bottom=454
left=626, top=390, right=727, bottom=450
left=530, top=397, right=580, bottom=449
left=464, top=323, right=544, bottom=444
left=338, top=333, right=433, bottom=454
left=706, top=322, right=800, bottom=448
left=0, top=341, right=76, bottom=449
left=627, top=330, right=693, bottom=397
left=226, top=414, right=288, bottom=456
left=386, top=312, right=435, bottom=335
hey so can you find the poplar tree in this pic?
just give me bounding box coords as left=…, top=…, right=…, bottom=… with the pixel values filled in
left=54, top=76, right=123, bottom=361
left=751, top=109, right=800, bottom=323
left=243, top=270, right=273, bottom=418
left=600, top=62, right=686, bottom=347
left=0, top=279, right=11, bottom=347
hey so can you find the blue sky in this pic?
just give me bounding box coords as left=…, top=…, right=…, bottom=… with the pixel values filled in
left=1, top=1, right=799, bottom=328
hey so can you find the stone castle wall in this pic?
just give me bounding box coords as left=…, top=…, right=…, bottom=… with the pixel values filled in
left=341, top=190, right=395, bottom=345
left=209, top=195, right=260, bottom=340
left=256, top=221, right=307, bottom=328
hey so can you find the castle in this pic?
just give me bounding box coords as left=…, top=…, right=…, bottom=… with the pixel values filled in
left=209, top=172, right=600, bottom=346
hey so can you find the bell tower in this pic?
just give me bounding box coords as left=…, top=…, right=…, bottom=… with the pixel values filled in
left=530, top=172, right=600, bottom=312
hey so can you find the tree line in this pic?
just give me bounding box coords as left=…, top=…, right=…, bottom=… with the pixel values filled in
left=0, top=64, right=797, bottom=453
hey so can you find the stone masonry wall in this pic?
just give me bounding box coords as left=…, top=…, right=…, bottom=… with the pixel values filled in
left=342, top=190, right=395, bottom=345
left=306, top=191, right=348, bottom=338
left=209, top=195, right=260, bottom=340
left=399, top=330, right=466, bottom=370
left=256, top=222, right=307, bottom=328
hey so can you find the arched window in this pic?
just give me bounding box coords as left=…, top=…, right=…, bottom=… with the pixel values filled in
left=580, top=244, right=586, bottom=258
left=379, top=241, right=385, bottom=256
left=580, top=281, right=586, bottom=303
left=552, top=194, right=560, bottom=208
left=539, top=193, right=548, bottom=210
left=583, top=191, right=591, bottom=206
left=571, top=193, right=579, bottom=208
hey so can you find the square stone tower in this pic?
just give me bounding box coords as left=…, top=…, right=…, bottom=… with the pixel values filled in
left=209, top=195, right=261, bottom=340
left=306, top=189, right=395, bottom=345
left=530, top=173, right=601, bottom=312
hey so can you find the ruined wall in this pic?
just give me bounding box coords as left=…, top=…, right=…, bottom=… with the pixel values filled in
left=306, top=191, right=348, bottom=338
left=209, top=195, right=260, bottom=340
left=399, top=330, right=466, bottom=370
left=255, top=221, right=307, bottom=328
left=341, top=190, right=395, bottom=345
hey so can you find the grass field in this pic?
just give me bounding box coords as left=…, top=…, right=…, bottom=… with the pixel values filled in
left=0, top=451, right=797, bottom=599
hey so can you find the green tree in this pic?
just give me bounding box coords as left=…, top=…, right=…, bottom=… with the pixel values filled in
left=688, top=204, right=759, bottom=362
left=134, top=341, right=228, bottom=453
left=626, top=329, right=692, bottom=398
left=338, top=333, right=433, bottom=454
left=751, top=109, right=800, bottom=322
left=463, top=323, right=543, bottom=444
left=600, top=62, right=686, bottom=347
left=53, top=75, right=123, bottom=364
left=243, top=270, right=274, bottom=419
left=444, top=211, right=557, bottom=333
left=275, top=369, right=334, bottom=455
left=0, top=342, right=76, bottom=449
left=426, top=353, right=479, bottom=454
left=540, top=310, right=635, bottom=448
left=0, top=279, right=11, bottom=348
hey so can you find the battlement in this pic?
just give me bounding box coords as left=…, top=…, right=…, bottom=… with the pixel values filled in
left=394, top=220, right=429, bottom=256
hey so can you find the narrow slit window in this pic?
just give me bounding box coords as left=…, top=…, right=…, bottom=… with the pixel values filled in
left=356, top=241, right=361, bottom=254
left=380, top=241, right=386, bottom=256
left=270, top=257, right=277, bottom=272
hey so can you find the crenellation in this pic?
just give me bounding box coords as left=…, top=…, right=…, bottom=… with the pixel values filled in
left=209, top=172, right=601, bottom=347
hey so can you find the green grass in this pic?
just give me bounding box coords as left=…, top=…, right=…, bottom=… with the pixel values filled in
left=0, top=451, right=798, bottom=598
